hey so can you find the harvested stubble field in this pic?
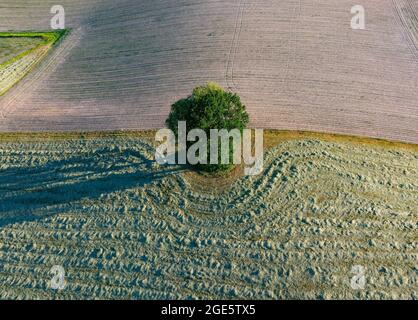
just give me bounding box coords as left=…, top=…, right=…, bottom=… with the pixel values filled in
left=0, top=131, right=416, bottom=299
left=0, top=0, right=417, bottom=143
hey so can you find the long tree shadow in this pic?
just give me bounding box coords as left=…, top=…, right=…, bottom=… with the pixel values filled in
left=0, top=146, right=184, bottom=227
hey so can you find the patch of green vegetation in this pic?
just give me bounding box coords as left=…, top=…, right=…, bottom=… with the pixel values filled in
left=166, top=82, right=250, bottom=173
left=0, top=37, right=43, bottom=65
left=0, top=29, right=68, bottom=69
left=0, top=29, right=69, bottom=97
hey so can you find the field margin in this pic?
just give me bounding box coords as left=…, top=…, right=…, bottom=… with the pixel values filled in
left=0, top=29, right=68, bottom=97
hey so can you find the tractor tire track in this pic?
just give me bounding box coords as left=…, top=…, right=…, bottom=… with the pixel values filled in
left=391, top=0, right=418, bottom=60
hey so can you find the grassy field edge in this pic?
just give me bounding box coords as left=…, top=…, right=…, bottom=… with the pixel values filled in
left=0, top=129, right=416, bottom=152
left=0, top=30, right=68, bottom=97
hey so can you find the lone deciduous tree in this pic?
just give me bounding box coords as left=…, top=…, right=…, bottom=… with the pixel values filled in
left=166, top=82, right=249, bottom=172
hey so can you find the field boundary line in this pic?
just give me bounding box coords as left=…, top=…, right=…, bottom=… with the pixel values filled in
left=0, top=28, right=84, bottom=121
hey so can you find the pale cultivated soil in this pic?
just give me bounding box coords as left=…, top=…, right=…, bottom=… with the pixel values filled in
left=0, top=1, right=417, bottom=143
left=0, top=134, right=416, bottom=299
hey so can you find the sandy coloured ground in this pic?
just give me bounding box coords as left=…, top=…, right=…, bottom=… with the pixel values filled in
left=0, top=0, right=416, bottom=143
left=0, top=133, right=416, bottom=299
